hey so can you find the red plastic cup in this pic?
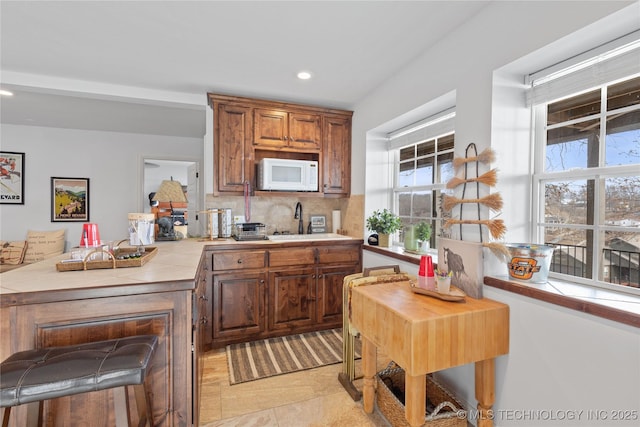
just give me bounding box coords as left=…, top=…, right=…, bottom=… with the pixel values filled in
left=425, top=255, right=434, bottom=277
left=80, top=223, right=101, bottom=247
left=419, top=255, right=434, bottom=277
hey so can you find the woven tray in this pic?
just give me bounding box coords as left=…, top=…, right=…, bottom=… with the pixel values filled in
left=56, top=246, right=158, bottom=272
left=376, top=363, right=466, bottom=427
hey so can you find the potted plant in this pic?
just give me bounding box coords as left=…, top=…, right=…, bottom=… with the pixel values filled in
left=415, top=221, right=432, bottom=252
left=366, top=209, right=401, bottom=247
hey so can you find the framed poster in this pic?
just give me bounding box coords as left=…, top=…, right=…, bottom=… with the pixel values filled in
left=0, top=151, right=25, bottom=204
left=437, top=237, right=484, bottom=299
left=51, top=177, right=90, bottom=222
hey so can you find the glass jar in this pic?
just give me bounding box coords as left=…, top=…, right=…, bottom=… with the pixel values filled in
left=403, top=225, right=418, bottom=251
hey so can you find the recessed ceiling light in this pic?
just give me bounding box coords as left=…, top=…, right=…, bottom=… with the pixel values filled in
left=297, top=71, right=312, bottom=80
left=0, top=90, right=14, bottom=96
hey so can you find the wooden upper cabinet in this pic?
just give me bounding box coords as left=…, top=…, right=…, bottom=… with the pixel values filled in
left=322, top=114, right=351, bottom=196
left=254, top=108, right=321, bottom=151
left=288, top=112, right=322, bottom=150
left=213, top=101, right=252, bottom=194
left=209, top=93, right=352, bottom=197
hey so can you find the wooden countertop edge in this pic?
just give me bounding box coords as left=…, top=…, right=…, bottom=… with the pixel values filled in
left=202, top=239, right=364, bottom=249
left=1, top=279, right=197, bottom=307
left=484, top=276, right=640, bottom=328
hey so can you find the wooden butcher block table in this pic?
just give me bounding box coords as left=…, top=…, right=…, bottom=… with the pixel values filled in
left=350, top=280, right=509, bottom=427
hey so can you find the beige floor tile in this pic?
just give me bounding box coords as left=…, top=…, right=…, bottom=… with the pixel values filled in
left=199, top=345, right=393, bottom=426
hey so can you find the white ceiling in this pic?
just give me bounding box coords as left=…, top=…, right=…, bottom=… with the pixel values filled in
left=0, top=1, right=489, bottom=138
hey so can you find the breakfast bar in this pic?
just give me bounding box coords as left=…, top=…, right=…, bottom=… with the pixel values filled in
left=0, top=239, right=211, bottom=427
left=350, top=280, right=510, bottom=427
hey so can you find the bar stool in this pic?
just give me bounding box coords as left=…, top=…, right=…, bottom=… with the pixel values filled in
left=0, top=335, right=157, bottom=427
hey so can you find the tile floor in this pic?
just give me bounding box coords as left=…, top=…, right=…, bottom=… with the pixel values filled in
left=199, top=347, right=392, bottom=427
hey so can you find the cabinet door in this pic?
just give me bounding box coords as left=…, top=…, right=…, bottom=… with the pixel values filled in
left=212, top=271, right=266, bottom=341
left=254, top=108, right=288, bottom=148
left=317, top=264, right=360, bottom=325
left=268, top=267, right=316, bottom=331
left=322, top=114, right=351, bottom=195
left=288, top=112, right=321, bottom=151
left=215, top=102, right=253, bottom=193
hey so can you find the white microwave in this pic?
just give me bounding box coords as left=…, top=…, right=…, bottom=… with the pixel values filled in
left=258, top=158, right=318, bottom=192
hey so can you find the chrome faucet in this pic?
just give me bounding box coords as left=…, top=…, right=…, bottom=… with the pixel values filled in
left=294, top=202, right=304, bottom=234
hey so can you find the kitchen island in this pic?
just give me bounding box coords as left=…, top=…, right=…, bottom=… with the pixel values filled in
left=0, top=235, right=363, bottom=426
left=1, top=239, right=209, bottom=427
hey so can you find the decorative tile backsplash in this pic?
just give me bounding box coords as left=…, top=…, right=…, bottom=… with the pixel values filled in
left=204, top=194, right=364, bottom=237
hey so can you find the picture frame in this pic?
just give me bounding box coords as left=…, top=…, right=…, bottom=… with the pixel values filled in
left=310, top=215, right=326, bottom=233
left=51, top=177, right=90, bottom=222
left=437, top=237, right=484, bottom=298
left=0, top=151, right=25, bottom=204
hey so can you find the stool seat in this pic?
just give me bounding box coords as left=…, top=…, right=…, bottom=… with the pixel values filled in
left=1, top=335, right=157, bottom=426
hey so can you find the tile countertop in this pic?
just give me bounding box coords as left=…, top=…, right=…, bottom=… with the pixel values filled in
left=0, top=235, right=362, bottom=296
left=0, top=239, right=210, bottom=295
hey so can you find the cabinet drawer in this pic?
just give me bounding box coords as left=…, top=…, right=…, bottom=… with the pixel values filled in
left=212, top=250, right=267, bottom=270
left=269, top=248, right=316, bottom=267
left=317, top=246, right=360, bottom=264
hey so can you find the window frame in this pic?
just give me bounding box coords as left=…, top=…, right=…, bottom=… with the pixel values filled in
left=531, top=77, right=640, bottom=296
left=391, top=131, right=455, bottom=246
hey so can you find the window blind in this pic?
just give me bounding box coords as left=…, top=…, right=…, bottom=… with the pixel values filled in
left=387, top=108, right=455, bottom=150
left=526, top=31, right=640, bottom=106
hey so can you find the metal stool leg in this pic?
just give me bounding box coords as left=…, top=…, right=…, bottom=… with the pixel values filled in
left=114, top=386, right=131, bottom=427
left=132, top=383, right=153, bottom=427
left=2, top=407, right=10, bottom=427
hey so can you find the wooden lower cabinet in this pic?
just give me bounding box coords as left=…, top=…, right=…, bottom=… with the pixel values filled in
left=212, top=271, right=267, bottom=340
left=269, top=267, right=316, bottom=332
left=318, top=264, right=359, bottom=323
left=204, top=241, right=362, bottom=349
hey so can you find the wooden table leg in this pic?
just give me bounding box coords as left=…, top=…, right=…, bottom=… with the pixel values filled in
left=405, top=372, right=426, bottom=427
left=361, top=336, right=376, bottom=414
left=475, top=358, right=496, bottom=427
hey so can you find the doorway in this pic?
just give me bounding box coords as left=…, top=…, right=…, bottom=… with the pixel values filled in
left=143, top=158, right=202, bottom=238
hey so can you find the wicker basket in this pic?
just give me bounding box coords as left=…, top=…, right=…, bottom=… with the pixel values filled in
left=376, top=363, right=466, bottom=427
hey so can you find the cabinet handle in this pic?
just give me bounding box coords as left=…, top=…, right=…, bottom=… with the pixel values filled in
left=199, top=295, right=208, bottom=301
left=237, top=259, right=243, bottom=264
left=200, top=317, right=208, bottom=324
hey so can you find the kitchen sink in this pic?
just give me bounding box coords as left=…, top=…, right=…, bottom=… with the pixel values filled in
left=268, top=233, right=352, bottom=241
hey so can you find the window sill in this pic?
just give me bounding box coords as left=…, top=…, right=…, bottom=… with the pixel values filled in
left=363, top=243, right=437, bottom=266
left=364, top=244, right=640, bottom=329
left=485, top=276, right=640, bottom=329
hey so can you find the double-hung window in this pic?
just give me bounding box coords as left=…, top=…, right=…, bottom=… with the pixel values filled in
left=388, top=110, right=455, bottom=247
left=530, top=37, right=640, bottom=292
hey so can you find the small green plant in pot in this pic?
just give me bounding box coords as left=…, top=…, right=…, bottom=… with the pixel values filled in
left=366, top=209, right=401, bottom=247
left=415, top=221, right=432, bottom=252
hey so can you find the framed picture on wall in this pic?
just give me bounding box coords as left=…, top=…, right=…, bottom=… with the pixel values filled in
left=51, top=177, right=90, bottom=222
left=0, top=151, right=25, bottom=204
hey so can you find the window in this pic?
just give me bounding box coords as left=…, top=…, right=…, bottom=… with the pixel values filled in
left=388, top=111, right=455, bottom=248
left=533, top=73, right=640, bottom=291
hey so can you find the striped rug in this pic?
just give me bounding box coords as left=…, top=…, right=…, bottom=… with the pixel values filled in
left=226, top=328, right=359, bottom=385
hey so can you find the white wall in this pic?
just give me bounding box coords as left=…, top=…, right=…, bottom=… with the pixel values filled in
left=0, top=124, right=202, bottom=249
left=358, top=1, right=639, bottom=426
